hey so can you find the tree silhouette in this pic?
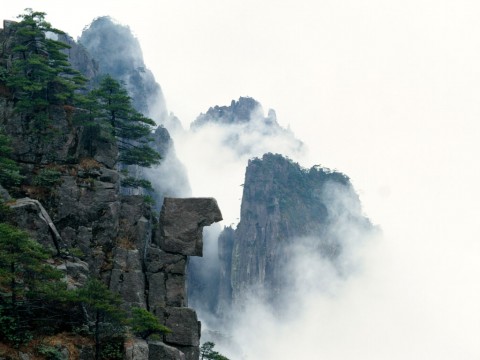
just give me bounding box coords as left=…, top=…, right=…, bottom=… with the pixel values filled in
left=85, top=75, right=161, bottom=167
left=5, top=9, right=86, bottom=130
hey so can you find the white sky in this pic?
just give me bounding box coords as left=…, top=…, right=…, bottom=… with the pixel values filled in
left=2, top=1, right=480, bottom=358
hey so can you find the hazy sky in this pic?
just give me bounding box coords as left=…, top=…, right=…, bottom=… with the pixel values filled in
left=2, top=1, right=480, bottom=358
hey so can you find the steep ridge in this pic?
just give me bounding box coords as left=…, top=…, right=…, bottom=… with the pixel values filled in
left=225, top=153, right=373, bottom=308
left=78, top=16, right=191, bottom=201
left=190, top=96, right=303, bottom=158
left=0, top=18, right=217, bottom=360
left=79, top=16, right=167, bottom=120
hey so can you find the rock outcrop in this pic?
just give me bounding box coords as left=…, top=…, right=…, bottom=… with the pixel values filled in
left=77, top=17, right=191, bottom=204
left=219, top=153, right=373, bottom=308
left=79, top=16, right=167, bottom=121
left=0, top=18, right=222, bottom=359
left=189, top=96, right=304, bottom=158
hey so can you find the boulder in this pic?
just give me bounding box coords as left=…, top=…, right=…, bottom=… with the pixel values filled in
left=157, top=198, right=222, bottom=256
left=125, top=339, right=149, bottom=360
left=164, top=307, right=200, bottom=347
left=145, top=247, right=186, bottom=275
left=110, top=248, right=146, bottom=308
left=0, top=184, right=11, bottom=201
left=148, top=341, right=185, bottom=360
left=9, top=197, right=64, bottom=252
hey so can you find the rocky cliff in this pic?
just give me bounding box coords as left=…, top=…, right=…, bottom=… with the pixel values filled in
left=77, top=16, right=191, bottom=201
left=190, top=96, right=304, bottom=158
left=0, top=18, right=219, bottom=360
left=79, top=16, right=167, bottom=121
left=218, top=153, right=373, bottom=309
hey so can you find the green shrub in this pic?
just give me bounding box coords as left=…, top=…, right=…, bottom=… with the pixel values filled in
left=37, top=344, right=65, bottom=360
left=33, top=168, right=62, bottom=187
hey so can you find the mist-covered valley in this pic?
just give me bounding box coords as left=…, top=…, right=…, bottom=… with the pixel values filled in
left=1, top=2, right=480, bottom=359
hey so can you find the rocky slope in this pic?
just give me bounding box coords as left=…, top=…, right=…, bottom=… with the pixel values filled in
left=79, top=16, right=167, bottom=120
left=0, top=18, right=218, bottom=360
left=77, top=16, right=191, bottom=201
left=218, top=153, right=373, bottom=310
left=190, top=96, right=304, bottom=158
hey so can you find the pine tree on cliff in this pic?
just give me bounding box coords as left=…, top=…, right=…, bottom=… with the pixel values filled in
left=73, top=278, right=125, bottom=360
left=5, top=9, right=86, bottom=130
left=0, top=223, right=66, bottom=346
left=84, top=75, right=161, bottom=167
left=0, top=128, right=22, bottom=189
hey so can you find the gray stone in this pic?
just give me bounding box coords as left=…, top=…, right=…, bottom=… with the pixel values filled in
left=164, top=307, right=200, bottom=347
left=65, top=259, right=89, bottom=287
left=109, top=248, right=146, bottom=307
left=119, top=195, right=152, bottom=249
left=145, top=247, right=186, bottom=274
left=76, top=226, right=92, bottom=256
left=157, top=198, right=222, bottom=256
left=165, top=275, right=186, bottom=307
left=112, top=248, right=142, bottom=271
left=9, top=197, right=65, bottom=252
left=18, top=352, right=30, bottom=360
left=175, top=346, right=199, bottom=360
left=0, top=184, right=11, bottom=201
left=148, top=341, right=185, bottom=360
left=110, top=269, right=146, bottom=308
left=125, top=339, right=149, bottom=360
left=148, top=272, right=166, bottom=310
left=77, top=345, right=95, bottom=360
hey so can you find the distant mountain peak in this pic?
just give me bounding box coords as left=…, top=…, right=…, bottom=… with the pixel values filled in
left=192, top=96, right=266, bottom=128
left=79, top=16, right=167, bottom=121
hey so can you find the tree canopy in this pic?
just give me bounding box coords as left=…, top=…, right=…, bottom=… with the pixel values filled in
left=5, top=9, right=86, bottom=129
left=84, top=75, right=161, bottom=167
left=0, top=223, right=66, bottom=346
left=200, top=342, right=230, bottom=360
left=0, top=128, right=22, bottom=189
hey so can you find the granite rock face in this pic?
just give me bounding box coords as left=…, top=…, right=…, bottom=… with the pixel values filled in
left=144, top=198, right=222, bottom=359
left=148, top=341, right=186, bottom=360
left=79, top=16, right=167, bottom=120
left=157, top=198, right=223, bottom=256
left=219, top=153, right=374, bottom=308
left=125, top=339, right=149, bottom=360
left=0, top=18, right=222, bottom=360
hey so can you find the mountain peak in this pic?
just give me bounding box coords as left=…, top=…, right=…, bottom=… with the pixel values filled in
left=191, top=96, right=264, bottom=128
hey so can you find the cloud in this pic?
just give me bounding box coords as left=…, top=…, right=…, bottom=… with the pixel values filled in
left=174, top=98, right=305, bottom=225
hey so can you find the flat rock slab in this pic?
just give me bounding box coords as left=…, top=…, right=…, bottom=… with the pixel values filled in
left=158, top=198, right=222, bottom=256
left=148, top=341, right=186, bottom=360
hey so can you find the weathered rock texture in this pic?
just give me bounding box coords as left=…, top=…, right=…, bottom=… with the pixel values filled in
left=79, top=16, right=167, bottom=120
left=0, top=19, right=221, bottom=360
left=219, top=153, right=373, bottom=308
left=157, top=198, right=222, bottom=256
left=190, top=97, right=304, bottom=157
left=145, top=198, right=222, bottom=359
left=78, top=17, right=191, bottom=205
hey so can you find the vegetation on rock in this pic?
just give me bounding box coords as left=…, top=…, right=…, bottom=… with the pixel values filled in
left=78, top=75, right=161, bottom=168
left=129, top=306, right=171, bottom=340
left=5, top=9, right=86, bottom=131
left=0, top=128, right=22, bottom=190
left=0, top=223, right=66, bottom=347
left=200, top=341, right=230, bottom=360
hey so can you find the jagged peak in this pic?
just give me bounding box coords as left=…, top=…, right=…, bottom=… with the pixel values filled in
left=191, top=96, right=265, bottom=128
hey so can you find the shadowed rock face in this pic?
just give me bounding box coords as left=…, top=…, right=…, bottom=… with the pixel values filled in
left=0, top=19, right=220, bottom=360
left=79, top=16, right=167, bottom=120
left=157, top=198, right=223, bottom=256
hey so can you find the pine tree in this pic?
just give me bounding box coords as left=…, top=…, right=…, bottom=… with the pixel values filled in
left=5, top=9, right=86, bottom=130
left=129, top=306, right=170, bottom=340
left=73, top=278, right=126, bottom=360
left=86, top=75, right=161, bottom=167
left=0, top=223, right=65, bottom=346
left=0, top=128, right=23, bottom=189
left=200, top=342, right=230, bottom=360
